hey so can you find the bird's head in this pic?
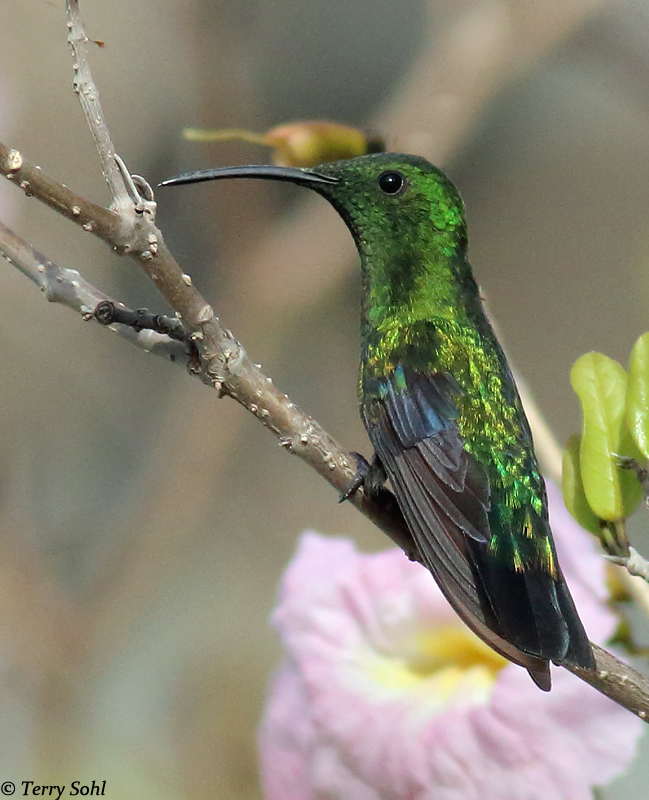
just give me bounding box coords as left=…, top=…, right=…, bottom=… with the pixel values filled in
left=160, top=152, right=468, bottom=256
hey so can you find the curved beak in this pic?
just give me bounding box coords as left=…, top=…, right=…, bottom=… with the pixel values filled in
left=159, top=164, right=339, bottom=188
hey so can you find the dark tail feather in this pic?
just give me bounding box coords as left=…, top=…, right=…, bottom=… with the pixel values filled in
left=528, top=665, right=552, bottom=691
left=554, top=577, right=596, bottom=669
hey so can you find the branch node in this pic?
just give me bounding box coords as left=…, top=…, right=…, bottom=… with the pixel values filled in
left=197, top=304, right=214, bottom=324
left=4, top=148, right=22, bottom=173
left=132, top=174, right=155, bottom=203
left=606, top=546, right=649, bottom=582
left=113, top=155, right=157, bottom=218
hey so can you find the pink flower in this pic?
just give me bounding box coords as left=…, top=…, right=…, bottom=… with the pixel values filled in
left=259, top=483, right=643, bottom=800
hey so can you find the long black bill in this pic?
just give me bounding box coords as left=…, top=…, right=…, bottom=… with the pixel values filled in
left=159, top=164, right=339, bottom=188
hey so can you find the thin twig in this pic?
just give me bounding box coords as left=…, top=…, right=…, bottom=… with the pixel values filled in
left=65, top=0, right=130, bottom=210
left=617, top=455, right=649, bottom=506
left=606, top=548, right=649, bottom=583
left=0, top=220, right=188, bottom=364
left=93, top=300, right=190, bottom=343
left=0, top=141, right=219, bottom=342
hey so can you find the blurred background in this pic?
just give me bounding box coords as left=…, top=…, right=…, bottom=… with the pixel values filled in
left=0, top=0, right=648, bottom=796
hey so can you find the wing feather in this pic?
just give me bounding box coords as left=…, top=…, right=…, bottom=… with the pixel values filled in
left=362, top=364, right=592, bottom=679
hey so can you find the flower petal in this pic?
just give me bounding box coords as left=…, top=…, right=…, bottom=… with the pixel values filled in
left=261, top=484, right=643, bottom=800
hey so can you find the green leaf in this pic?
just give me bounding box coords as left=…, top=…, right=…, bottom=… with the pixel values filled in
left=561, top=433, right=601, bottom=534
left=570, top=352, right=644, bottom=521
left=627, top=332, right=649, bottom=459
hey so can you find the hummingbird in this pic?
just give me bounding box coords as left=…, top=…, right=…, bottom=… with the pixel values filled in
left=160, top=153, right=595, bottom=689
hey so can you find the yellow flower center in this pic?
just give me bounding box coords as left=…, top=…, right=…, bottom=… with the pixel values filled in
left=409, top=627, right=507, bottom=676
left=360, top=625, right=507, bottom=709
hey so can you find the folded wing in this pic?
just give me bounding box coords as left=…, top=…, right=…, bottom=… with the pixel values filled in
left=362, top=364, right=593, bottom=687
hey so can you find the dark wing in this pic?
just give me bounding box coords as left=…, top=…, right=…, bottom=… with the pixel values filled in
left=362, top=365, right=590, bottom=685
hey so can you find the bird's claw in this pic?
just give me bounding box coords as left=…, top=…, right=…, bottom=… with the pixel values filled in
left=339, top=452, right=388, bottom=502
left=339, top=452, right=370, bottom=503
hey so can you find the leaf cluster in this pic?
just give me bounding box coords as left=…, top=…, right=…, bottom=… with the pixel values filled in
left=563, top=334, right=649, bottom=547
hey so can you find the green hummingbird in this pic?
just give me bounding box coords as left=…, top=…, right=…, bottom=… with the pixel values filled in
left=161, top=153, right=594, bottom=689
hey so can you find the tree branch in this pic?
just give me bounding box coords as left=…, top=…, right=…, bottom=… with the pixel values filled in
left=566, top=644, right=649, bottom=721
left=66, top=0, right=131, bottom=210
left=0, top=220, right=188, bottom=364
left=0, top=140, right=418, bottom=562
left=606, top=548, right=649, bottom=583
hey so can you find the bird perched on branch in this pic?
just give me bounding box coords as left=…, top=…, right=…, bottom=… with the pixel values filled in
left=161, top=152, right=594, bottom=689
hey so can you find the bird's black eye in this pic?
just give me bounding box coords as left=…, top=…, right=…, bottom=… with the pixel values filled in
left=378, top=171, right=405, bottom=195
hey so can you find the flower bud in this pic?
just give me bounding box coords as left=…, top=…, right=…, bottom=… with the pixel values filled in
left=183, top=121, right=384, bottom=167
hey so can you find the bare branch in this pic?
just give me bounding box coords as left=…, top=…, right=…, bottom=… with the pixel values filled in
left=606, top=548, right=649, bottom=583
left=0, top=219, right=188, bottom=364
left=0, top=140, right=418, bottom=561
left=566, top=644, right=649, bottom=721
left=0, top=140, right=219, bottom=339
left=0, top=143, right=120, bottom=237
left=65, top=0, right=131, bottom=210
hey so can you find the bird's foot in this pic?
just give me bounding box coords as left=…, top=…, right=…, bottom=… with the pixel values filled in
left=339, top=452, right=369, bottom=502
left=339, top=452, right=386, bottom=502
